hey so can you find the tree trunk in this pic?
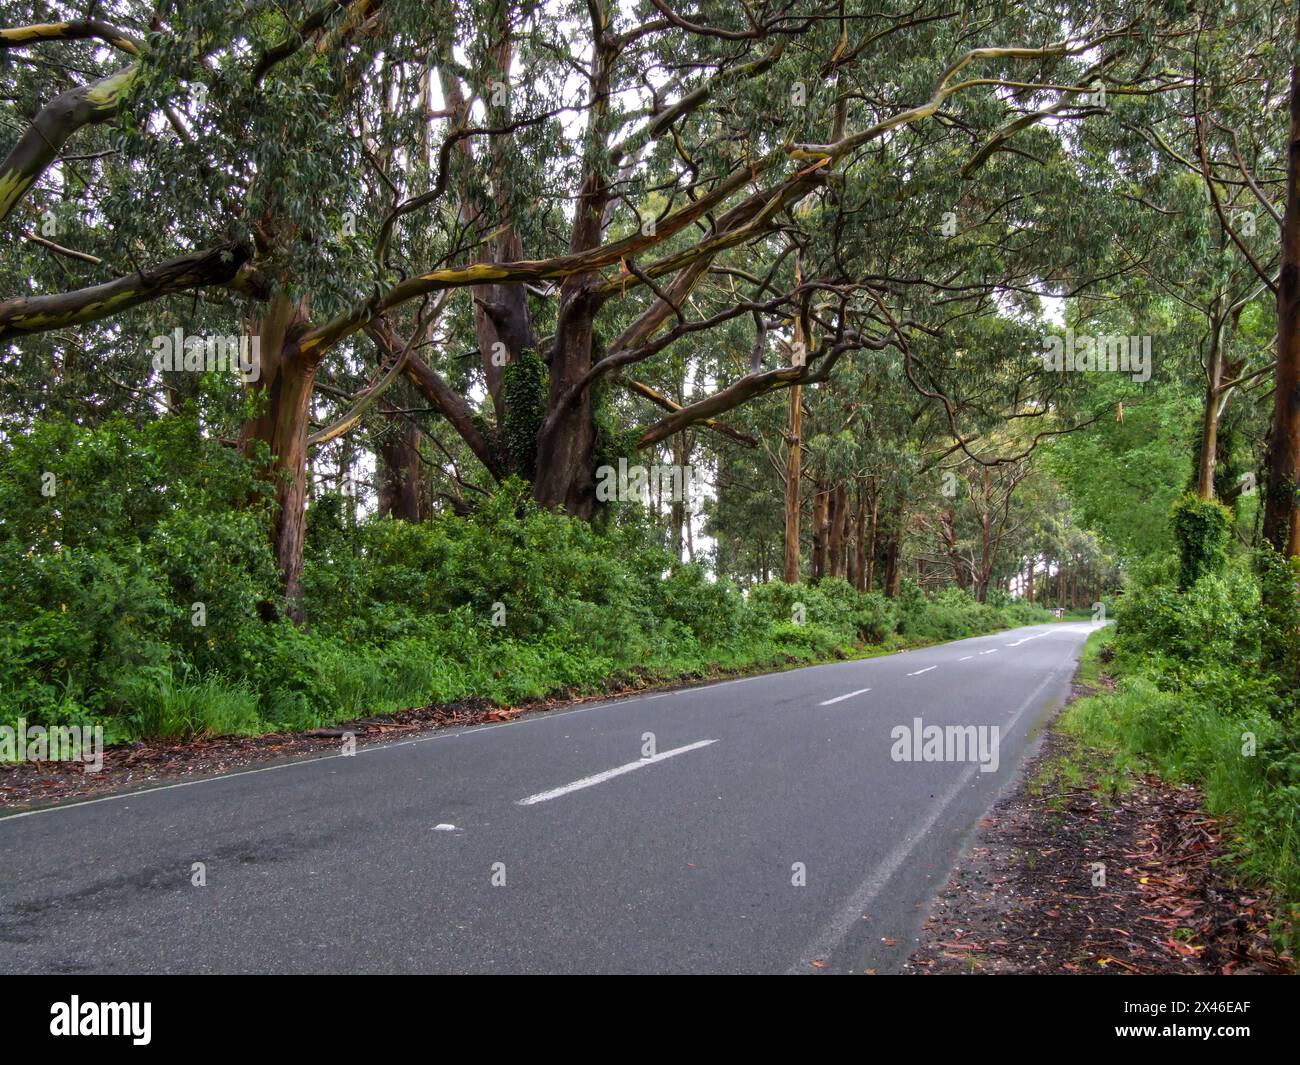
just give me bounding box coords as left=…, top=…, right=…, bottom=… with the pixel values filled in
left=882, top=502, right=905, bottom=598
left=439, top=41, right=535, bottom=426
left=1196, top=309, right=1225, bottom=500
left=828, top=484, right=848, bottom=579
left=811, top=486, right=830, bottom=580
left=975, top=468, right=992, bottom=602
left=865, top=491, right=878, bottom=592
left=532, top=37, right=615, bottom=519
left=377, top=418, right=425, bottom=522
left=782, top=384, right=803, bottom=583
left=1264, top=7, right=1300, bottom=557
left=941, top=508, right=965, bottom=589
left=534, top=290, right=598, bottom=517
left=670, top=433, right=686, bottom=561
left=240, top=293, right=314, bottom=613
left=853, top=488, right=867, bottom=591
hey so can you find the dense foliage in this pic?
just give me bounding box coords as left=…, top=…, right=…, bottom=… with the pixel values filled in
left=0, top=413, right=1055, bottom=737
left=1063, top=535, right=1300, bottom=952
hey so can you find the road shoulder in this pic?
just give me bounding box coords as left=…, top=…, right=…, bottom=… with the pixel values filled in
left=905, top=637, right=1294, bottom=975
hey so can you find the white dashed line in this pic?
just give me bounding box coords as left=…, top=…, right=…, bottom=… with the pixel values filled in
left=959, top=655, right=974, bottom=661
left=979, top=649, right=998, bottom=655
left=788, top=657, right=1077, bottom=973
left=818, top=688, right=872, bottom=706
left=517, top=739, right=717, bottom=806
left=1006, top=632, right=1049, bottom=647
left=906, top=666, right=937, bottom=676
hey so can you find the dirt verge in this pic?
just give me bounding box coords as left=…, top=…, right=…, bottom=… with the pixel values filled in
left=905, top=677, right=1293, bottom=975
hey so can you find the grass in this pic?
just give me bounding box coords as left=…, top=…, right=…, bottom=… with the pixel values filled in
left=1073, top=623, right=1114, bottom=689
left=1053, top=625, right=1299, bottom=954
left=90, top=609, right=1059, bottom=744
left=116, top=671, right=264, bottom=739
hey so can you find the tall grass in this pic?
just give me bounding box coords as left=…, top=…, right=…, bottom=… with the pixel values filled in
left=89, top=590, right=1054, bottom=743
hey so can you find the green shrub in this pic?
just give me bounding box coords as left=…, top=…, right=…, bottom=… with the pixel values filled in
left=1171, top=493, right=1232, bottom=589
left=1113, top=557, right=1261, bottom=684
left=0, top=415, right=1058, bottom=741
left=1089, top=547, right=1300, bottom=953
left=1257, top=545, right=1300, bottom=692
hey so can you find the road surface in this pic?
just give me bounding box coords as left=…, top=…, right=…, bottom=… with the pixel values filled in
left=0, top=621, right=1101, bottom=974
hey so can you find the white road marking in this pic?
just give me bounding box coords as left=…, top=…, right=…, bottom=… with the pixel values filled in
left=906, top=666, right=937, bottom=676
left=819, top=688, right=872, bottom=706
left=1006, top=632, right=1049, bottom=647
left=979, top=649, right=998, bottom=655
left=433, top=823, right=457, bottom=831
left=789, top=657, right=1075, bottom=973
left=2, top=622, right=1080, bottom=824
left=959, top=655, right=974, bottom=661
left=517, top=739, right=717, bottom=806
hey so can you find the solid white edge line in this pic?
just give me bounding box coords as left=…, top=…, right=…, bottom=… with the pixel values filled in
left=788, top=656, right=1074, bottom=973
left=517, top=739, right=717, bottom=806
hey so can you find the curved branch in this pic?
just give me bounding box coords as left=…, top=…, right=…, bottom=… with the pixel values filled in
left=367, top=321, right=506, bottom=482
left=309, top=342, right=413, bottom=447
left=615, top=374, right=758, bottom=446
left=299, top=151, right=776, bottom=357
left=0, top=20, right=141, bottom=55
left=635, top=331, right=880, bottom=446
left=0, top=64, right=137, bottom=222
left=0, top=242, right=250, bottom=340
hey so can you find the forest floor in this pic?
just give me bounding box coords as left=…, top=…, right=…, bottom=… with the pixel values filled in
left=905, top=666, right=1295, bottom=975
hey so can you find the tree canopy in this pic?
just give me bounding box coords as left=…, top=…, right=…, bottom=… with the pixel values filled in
left=1, top=0, right=1296, bottom=709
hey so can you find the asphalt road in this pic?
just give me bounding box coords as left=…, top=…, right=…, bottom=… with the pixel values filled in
left=0, top=621, right=1100, bottom=974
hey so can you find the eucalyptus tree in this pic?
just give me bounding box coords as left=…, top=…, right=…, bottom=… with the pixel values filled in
left=1, top=0, right=1194, bottom=610
left=1107, top=1, right=1295, bottom=553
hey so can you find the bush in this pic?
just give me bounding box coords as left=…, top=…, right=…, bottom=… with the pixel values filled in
left=1113, top=557, right=1261, bottom=684
left=0, top=415, right=1056, bottom=741
left=0, top=414, right=276, bottom=723
left=1171, top=493, right=1232, bottom=589
left=1257, top=545, right=1300, bottom=693
left=1085, top=545, right=1300, bottom=953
